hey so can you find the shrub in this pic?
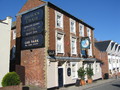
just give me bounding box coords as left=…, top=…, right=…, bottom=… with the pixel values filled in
left=77, top=67, right=86, bottom=80
left=86, top=67, right=93, bottom=79
left=1, top=72, right=21, bottom=87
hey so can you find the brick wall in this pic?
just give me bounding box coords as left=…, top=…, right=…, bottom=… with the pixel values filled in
left=94, top=47, right=109, bottom=78
left=0, top=84, right=22, bottom=90
left=16, top=0, right=46, bottom=88
left=48, top=6, right=94, bottom=57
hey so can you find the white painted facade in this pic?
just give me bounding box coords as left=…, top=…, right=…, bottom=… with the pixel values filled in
left=0, top=17, right=12, bottom=87
left=47, top=60, right=82, bottom=88
left=106, top=41, right=120, bottom=76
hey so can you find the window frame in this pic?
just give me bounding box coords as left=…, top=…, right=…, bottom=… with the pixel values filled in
left=55, top=11, right=63, bottom=29
left=70, top=19, right=76, bottom=34
left=56, top=31, right=64, bottom=54
left=71, top=62, right=78, bottom=79
left=79, top=23, right=84, bottom=37
left=13, top=30, right=16, bottom=40
left=71, top=37, right=77, bottom=55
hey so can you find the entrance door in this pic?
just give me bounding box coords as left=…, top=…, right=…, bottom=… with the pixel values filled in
left=58, top=68, right=63, bottom=87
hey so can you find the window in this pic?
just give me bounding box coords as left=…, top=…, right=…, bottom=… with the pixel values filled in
left=71, top=62, right=78, bottom=79
left=55, top=11, right=63, bottom=29
left=109, top=59, right=111, bottom=64
left=71, top=37, right=77, bottom=55
left=13, top=30, right=16, bottom=40
left=87, top=28, right=91, bottom=37
left=88, top=44, right=93, bottom=57
left=70, top=19, right=76, bottom=33
left=79, top=24, right=84, bottom=37
left=12, top=45, right=16, bottom=60
left=56, top=32, right=64, bottom=54
left=96, top=64, right=99, bottom=72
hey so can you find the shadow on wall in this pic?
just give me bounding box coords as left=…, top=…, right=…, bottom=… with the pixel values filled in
left=16, top=65, right=25, bottom=85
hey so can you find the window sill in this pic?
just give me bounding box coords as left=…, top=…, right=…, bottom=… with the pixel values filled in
left=56, top=26, right=63, bottom=30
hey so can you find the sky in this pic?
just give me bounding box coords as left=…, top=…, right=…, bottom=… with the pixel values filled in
left=0, top=0, right=120, bottom=44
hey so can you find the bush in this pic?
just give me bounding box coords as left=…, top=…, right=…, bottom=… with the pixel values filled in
left=1, top=72, right=21, bottom=87
left=77, top=67, right=86, bottom=80
left=86, top=67, right=93, bottom=79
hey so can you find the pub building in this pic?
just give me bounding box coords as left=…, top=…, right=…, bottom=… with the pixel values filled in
left=15, top=0, right=102, bottom=89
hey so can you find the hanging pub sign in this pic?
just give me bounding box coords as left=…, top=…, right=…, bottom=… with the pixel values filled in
left=81, top=37, right=90, bottom=49
left=21, top=34, right=44, bottom=50
left=21, top=6, right=45, bottom=50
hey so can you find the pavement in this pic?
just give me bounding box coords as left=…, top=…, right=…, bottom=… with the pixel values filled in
left=58, top=78, right=118, bottom=90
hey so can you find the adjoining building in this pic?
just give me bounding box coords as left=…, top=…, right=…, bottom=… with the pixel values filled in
left=15, top=0, right=102, bottom=89
left=95, top=40, right=120, bottom=78
left=0, top=17, right=12, bottom=87
left=10, top=21, right=16, bottom=72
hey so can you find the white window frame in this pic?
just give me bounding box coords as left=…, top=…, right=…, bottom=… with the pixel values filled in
left=55, top=11, right=63, bottom=29
left=70, top=19, right=76, bottom=34
left=79, top=23, right=84, bottom=37
left=71, top=62, right=78, bottom=79
left=13, top=30, right=16, bottom=40
left=71, top=37, right=77, bottom=55
left=87, top=27, right=91, bottom=38
left=88, top=43, right=93, bottom=57
left=56, top=31, right=64, bottom=54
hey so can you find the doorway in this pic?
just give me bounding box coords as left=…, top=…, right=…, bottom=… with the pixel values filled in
left=58, top=68, right=63, bottom=87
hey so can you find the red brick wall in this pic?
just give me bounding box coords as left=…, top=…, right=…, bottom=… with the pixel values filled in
left=48, top=6, right=94, bottom=57
left=16, top=0, right=46, bottom=88
left=18, top=0, right=46, bottom=13
left=94, top=47, right=109, bottom=78
left=0, top=85, right=22, bottom=90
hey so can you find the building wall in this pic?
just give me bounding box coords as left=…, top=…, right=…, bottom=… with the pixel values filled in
left=92, top=62, right=102, bottom=80
left=48, top=6, right=94, bottom=57
left=0, top=17, right=12, bottom=87
left=16, top=0, right=100, bottom=89
left=94, top=47, right=109, bottom=78
left=16, top=0, right=47, bottom=88
left=47, top=61, right=83, bottom=88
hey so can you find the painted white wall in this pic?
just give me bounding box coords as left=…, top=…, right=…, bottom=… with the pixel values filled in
left=47, top=60, right=83, bottom=88
left=0, top=17, right=12, bottom=87
left=47, top=61, right=58, bottom=88
left=92, top=63, right=102, bottom=80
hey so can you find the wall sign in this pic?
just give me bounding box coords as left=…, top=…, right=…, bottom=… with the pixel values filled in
left=21, top=34, right=44, bottom=50
left=81, top=37, right=90, bottom=49
left=67, top=68, right=71, bottom=76
left=21, top=7, right=45, bottom=50
left=21, top=7, right=44, bottom=25
left=21, top=21, right=44, bottom=37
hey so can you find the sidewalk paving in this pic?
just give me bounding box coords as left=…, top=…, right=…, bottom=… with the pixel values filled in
left=59, top=78, right=118, bottom=90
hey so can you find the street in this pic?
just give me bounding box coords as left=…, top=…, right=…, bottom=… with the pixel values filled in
left=86, top=79, right=120, bottom=90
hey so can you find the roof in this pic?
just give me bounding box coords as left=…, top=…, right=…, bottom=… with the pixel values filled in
left=115, top=44, right=118, bottom=50
left=95, top=40, right=111, bottom=51
left=47, top=2, right=94, bottom=30
left=111, top=42, right=115, bottom=50
left=119, top=46, right=120, bottom=51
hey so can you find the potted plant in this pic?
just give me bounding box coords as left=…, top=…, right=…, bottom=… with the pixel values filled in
left=77, top=67, right=86, bottom=85
left=86, top=67, right=93, bottom=84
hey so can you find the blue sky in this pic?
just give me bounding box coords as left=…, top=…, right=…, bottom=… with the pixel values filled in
left=0, top=0, right=120, bottom=44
